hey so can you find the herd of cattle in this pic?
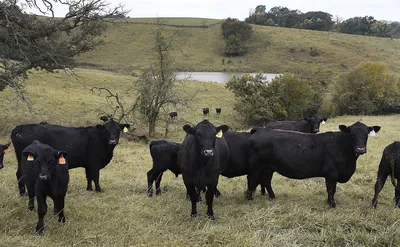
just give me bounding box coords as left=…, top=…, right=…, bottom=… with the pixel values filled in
left=1, top=115, right=400, bottom=234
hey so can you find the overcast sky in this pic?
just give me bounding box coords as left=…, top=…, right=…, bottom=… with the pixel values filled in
left=27, top=0, right=400, bottom=22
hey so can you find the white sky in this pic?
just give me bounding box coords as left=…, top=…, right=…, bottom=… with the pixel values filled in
left=25, top=0, right=400, bottom=22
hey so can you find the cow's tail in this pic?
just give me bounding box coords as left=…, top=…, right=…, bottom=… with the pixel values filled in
left=389, top=143, right=398, bottom=187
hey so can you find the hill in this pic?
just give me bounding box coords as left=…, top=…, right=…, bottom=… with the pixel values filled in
left=76, top=17, right=400, bottom=75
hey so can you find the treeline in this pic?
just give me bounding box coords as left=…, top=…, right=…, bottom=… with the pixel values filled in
left=245, top=5, right=400, bottom=38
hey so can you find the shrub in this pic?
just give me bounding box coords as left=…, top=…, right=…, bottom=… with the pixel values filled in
left=332, top=62, right=400, bottom=115
left=226, top=73, right=316, bottom=124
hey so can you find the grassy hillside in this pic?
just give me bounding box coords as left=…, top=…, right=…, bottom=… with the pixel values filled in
left=76, top=18, right=400, bottom=75
left=1, top=69, right=400, bottom=246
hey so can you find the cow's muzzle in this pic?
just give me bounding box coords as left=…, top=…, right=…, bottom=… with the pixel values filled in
left=203, top=149, right=214, bottom=157
left=109, top=140, right=118, bottom=145
left=39, top=174, right=49, bottom=180
left=355, top=147, right=366, bottom=155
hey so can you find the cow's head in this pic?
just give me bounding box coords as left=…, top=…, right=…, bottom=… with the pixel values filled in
left=22, top=141, right=68, bottom=181
left=339, top=121, right=381, bottom=155
left=304, top=116, right=328, bottom=133
left=183, top=120, right=229, bottom=158
left=0, top=143, right=11, bottom=170
left=100, top=116, right=131, bottom=145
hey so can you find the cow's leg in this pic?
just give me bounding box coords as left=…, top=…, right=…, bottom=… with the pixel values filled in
left=147, top=169, right=154, bottom=197
left=93, top=168, right=102, bottom=192
left=325, top=179, right=337, bottom=208
left=395, top=183, right=400, bottom=208
left=16, top=167, right=26, bottom=196
left=27, top=186, right=35, bottom=211
left=36, top=194, right=47, bottom=235
left=155, top=172, right=163, bottom=195
left=85, top=168, right=93, bottom=191
left=206, top=184, right=217, bottom=220
left=263, top=170, right=275, bottom=199
left=184, top=181, right=198, bottom=217
left=55, top=194, right=66, bottom=224
left=371, top=170, right=388, bottom=208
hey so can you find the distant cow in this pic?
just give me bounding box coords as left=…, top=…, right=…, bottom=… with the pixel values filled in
left=12, top=116, right=130, bottom=194
left=247, top=122, right=380, bottom=207
left=147, top=140, right=221, bottom=199
left=202, top=108, right=209, bottom=115
left=264, top=116, right=328, bottom=133
left=0, top=143, right=11, bottom=170
left=21, top=141, right=69, bottom=235
left=178, top=120, right=229, bottom=220
left=372, top=141, right=400, bottom=208
left=169, top=112, right=178, bottom=119
left=215, top=108, right=221, bottom=114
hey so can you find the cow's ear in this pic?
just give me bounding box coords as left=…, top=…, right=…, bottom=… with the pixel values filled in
left=120, top=124, right=130, bottom=133
left=304, top=117, right=310, bottom=122
left=183, top=125, right=195, bottom=135
left=321, top=118, right=328, bottom=122
left=216, top=125, right=229, bottom=134
left=100, top=116, right=109, bottom=122
left=3, top=143, right=11, bottom=152
left=368, top=126, right=381, bottom=136
left=339, top=125, right=350, bottom=133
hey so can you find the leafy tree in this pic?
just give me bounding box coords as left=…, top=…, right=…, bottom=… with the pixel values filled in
left=303, top=11, right=334, bottom=31
left=0, top=0, right=126, bottom=111
left=332, top=62, right=400, bottom=115
left=339, top=16, right=376, bottom=35
left=134, top=20, right=190, bottom=137
left=226, top=73, right=316, bottom=124
left=221, top=18, right=252, bottom=57
left=371, top=21, right=392, bottom=37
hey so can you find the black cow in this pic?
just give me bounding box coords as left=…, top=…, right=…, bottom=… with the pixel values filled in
left=178, top=120, right=229, bottom=220
left=147, top=140, right=222, bottom=199
left=216, top=108, right=221, bottom=114
left=202, top=108, right=209, bottom=115
left=372, top=141, right=400, bottom=208
left=0, top=143, right=11, bottom=170
left=247, top=121, right=380, bottom=207
left=12, top=116, right=130, bottom=194
left=21, top=141, right=69, bottom=235
left=169, top=112, right=178, bottom=119
left=147, top=140, right=181, bottom=196
left=264, top=116, right=328, bottom=133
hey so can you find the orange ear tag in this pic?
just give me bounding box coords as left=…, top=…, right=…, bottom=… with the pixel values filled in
left=27, top=154, right=34, bottom=161
left=5, top=147, right=11, bottom=152
left=59, top=155, right=66, bottom=165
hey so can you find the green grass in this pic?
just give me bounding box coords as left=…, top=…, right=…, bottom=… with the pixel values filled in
left=124, top=17, right=221, bottom=26
left=76, top=18, right=400, bottom=76
left=1, top=68, right=400, bottom=246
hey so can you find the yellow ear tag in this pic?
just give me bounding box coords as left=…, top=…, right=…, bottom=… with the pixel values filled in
left=216, top=130, right=223, bottom=138
left=59, top=155, right=66, bottom=165
left=123, top=127, right=128, bottom=133
left=27, top=154, right=34, bottom=161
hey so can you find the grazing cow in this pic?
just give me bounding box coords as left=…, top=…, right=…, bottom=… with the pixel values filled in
left=247, top=121, right=380, bottom=207
left=264, top=116, right=328, bottom=133
left=21, top=141, right=69, bottom=235
left=169, top=112, right=178, bottom=119
left=372, top=141, right=400, bottom=208
left=12, top=116, right=130, bottom=194
left=0, top=143, right=11, bottom=170
left=202, top=108, right=209, bottom=115
left=178, top=120, right=229, bottom=220
left=215, top=108, right=221, bottom=114
left=147, top=140, right=222, bottom=199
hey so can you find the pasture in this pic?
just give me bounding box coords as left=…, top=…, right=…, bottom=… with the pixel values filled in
left=1, top=68, right=400, bottom=246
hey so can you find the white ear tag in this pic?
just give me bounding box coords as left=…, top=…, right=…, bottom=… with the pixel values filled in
left=27, top=154, right=34, bottom=161
left=321, top=121, right=326, bottom=125
left=123, top=127, right=128, bottom=133
left=216, top=130, right=223, bottom=138
left=369, top=130, right=376, bottom=137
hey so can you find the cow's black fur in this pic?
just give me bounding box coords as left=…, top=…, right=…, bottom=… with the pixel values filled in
left=264, top=116, right=328, bottom=133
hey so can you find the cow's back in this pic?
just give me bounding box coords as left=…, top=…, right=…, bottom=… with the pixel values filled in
left=150, top=140, right=181, bottom=175
left=222, top=131, right=249, bottom=177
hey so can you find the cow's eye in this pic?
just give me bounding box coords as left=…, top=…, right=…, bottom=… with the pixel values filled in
left=350, top=134, right=356, bottom=139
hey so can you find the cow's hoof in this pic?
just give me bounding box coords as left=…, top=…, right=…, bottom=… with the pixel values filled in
left=328, top=202, right=336, bottom=208
left=58, top=217, right=66, bottom=225
left=215, top=191, right=221, bottom=198
left=28, top=206, right=34, bottom=211
left=86, top=187, right=93, bottom=191
left=190, top=213, right=198, bottom=218
left=208, top=215, right=216, bottom=220
left=156, top=190, right=161, bottom=195
left=36, top=228, right=44, bottom=236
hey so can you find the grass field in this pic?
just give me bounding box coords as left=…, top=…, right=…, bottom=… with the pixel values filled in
left=1, top=68, right=400, bottom=246
left=76, top=17, right=400, bottom=77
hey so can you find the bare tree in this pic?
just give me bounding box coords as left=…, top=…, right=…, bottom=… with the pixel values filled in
left=134, top=19, right=192, bottom=137
left=0, top=0, right=127, bottom=111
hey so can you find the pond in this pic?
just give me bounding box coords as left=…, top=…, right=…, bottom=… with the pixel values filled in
left=176, top=72, right=280, bottom=84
